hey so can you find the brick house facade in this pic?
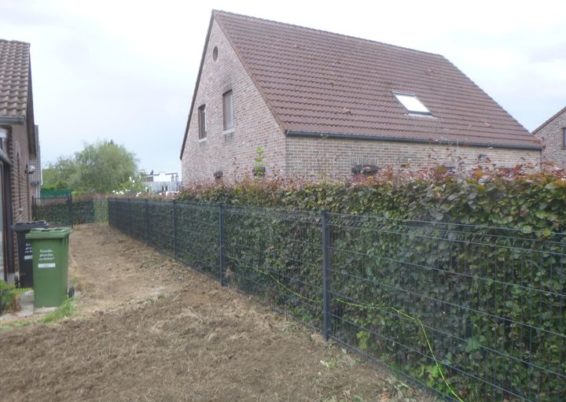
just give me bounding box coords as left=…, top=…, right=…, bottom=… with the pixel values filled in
left=533, top=107, right=566, bottom=168
left=0, top=40, right=40, bottom=282
left=181, top=12, right=541, bottom=185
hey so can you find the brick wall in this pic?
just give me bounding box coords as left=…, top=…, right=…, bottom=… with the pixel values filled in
left=181, top=20, right=541, bottom=185
left=181, top=20, right=286, bottom=185
left=286, top=137, right=541, bottom=179
left=534, top=109, right=566, bottom=168
left=9, top=124, right=32, bottom=223
left=3, top=121, right=34, bottom=279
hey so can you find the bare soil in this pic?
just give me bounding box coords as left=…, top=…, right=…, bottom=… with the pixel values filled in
left=0, top=224, right=428, bottom=401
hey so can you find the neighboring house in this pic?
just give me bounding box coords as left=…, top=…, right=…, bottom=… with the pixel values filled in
left=0, top=40, right=40, bottom=282
left=142, top=171, right=181, bottom=193
left=180, top=11, right=541, bottom=184
left=533, top=106, right=566, bottom=168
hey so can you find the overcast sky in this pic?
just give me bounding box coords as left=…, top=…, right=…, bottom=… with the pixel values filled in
left=1, top=0, right=565, bottom=177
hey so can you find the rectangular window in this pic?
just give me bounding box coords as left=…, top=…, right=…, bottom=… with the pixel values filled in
left=223, top=90, right=234, bottom=131
left=563, top=128, right=566, bottom=148
left=198, top=105, right=206, bottom=139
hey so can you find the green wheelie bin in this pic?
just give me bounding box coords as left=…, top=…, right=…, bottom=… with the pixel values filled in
left=26, top=228, right=72, bottom=308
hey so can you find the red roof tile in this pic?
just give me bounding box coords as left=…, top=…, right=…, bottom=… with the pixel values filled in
left=213, top=11, right=540, bottom=150
left=0, top=40, right=30, bottom=119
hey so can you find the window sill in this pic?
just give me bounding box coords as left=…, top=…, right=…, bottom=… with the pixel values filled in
left=198, top=137, right=208, bottom=143
left=223, top=128, right=235, bottom=135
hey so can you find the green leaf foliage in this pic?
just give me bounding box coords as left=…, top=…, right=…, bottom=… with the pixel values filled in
left=42, top=140, right=142, bottom=194
left=149, top=167, right=566, bottom=400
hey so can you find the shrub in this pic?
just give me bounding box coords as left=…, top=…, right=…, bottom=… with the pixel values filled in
left=0, top=281, right=17, bottom=315
left=169, top=165, right=566, bottom=400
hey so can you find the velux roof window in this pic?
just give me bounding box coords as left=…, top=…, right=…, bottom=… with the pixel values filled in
left=394, top=93, right=431, bottom=116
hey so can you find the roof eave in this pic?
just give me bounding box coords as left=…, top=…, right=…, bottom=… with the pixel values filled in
left=285, top=130, right=543, bottom=151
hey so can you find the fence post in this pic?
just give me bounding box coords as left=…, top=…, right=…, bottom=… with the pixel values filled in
left=321, top=210, right=332, bottom=341
left=108, top=198, right=112, bottom=227
left=144, top=199, right=149, bottom=244
left=67, top=194, right=74, bottom=227
left=173, top=200, right=178, bottom=259
left=128, top=198, right=132, bottom=236
left=219, top=204, right=226, bottom=286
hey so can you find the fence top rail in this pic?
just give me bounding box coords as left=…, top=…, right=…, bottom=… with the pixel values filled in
left=329, top=211, right=566, bottom=237
left=109, top=198, right=566, bottom=243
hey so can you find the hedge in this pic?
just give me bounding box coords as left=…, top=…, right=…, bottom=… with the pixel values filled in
left=178, top=166, right=566, bottom=233
left=169, top=167, right=566, bottom=400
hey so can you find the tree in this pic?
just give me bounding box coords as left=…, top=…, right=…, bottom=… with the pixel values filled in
left=42, top=157, right=78, bottom=190
left=43, top=140, right=144, bottom=194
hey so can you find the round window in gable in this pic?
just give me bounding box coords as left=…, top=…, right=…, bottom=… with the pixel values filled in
left=212, top=46, right=218, bottom=61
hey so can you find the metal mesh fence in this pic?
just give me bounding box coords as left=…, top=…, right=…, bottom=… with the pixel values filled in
left=32, top=197, right=108, bottom=226
left=108, top=198, right=566, bottom=401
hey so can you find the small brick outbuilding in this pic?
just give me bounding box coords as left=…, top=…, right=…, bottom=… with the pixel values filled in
left=180, top=11, right=541, bottom=184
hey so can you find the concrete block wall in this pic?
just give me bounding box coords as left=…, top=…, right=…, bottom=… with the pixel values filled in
left=181, top=20, right=286, bottom=185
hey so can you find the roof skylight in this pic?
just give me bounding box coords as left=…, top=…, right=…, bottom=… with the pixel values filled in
left=394, top=93, right=431, bottom=115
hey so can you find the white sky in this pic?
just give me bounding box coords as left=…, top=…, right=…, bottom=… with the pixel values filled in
left=1, top=0, right=565, bottom=176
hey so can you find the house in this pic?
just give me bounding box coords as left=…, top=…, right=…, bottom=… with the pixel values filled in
left=0, top=40, right=40, bottom=282
left=180, top=11, right=541, bottom=184
left=533, top=106, right=566, bottom=168
left=142, top=171, right=181, bottom=193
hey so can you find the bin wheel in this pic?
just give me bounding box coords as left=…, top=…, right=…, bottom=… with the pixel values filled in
left=68, top=286, right=75, bottom=298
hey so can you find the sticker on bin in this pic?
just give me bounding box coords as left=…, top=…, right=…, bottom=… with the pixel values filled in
left=38, top=249, right=56, bottom=269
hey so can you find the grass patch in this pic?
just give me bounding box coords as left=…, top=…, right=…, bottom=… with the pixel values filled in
left=42, top=297, right=75, bottom=323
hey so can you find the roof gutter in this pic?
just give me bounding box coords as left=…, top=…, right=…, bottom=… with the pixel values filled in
left=0, top=116, right=25, bottom=125
left=285, top=130, right=543, bottom=151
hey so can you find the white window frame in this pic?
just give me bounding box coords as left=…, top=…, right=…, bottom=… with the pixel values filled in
left=393, top=92, right=431, bottom=116
left=223, top=90, right=234, bottom=132
left=198, top=104, right=207, bottom=140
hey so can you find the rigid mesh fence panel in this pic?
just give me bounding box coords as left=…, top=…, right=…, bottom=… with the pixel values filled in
left=328, top=213, right=566, bottom=401
left=108, top=198, right=129, bottom=231
left=32, top=197, right=71, bottom=226
left=33, top=197, right=108, bottom=226
left=128, top=199, right=147, bottom=242
left=223, top=206, right=323, bottom=330
left=107, top=200, right=566, bottom=401
left=175, top=202, right=220, bottom=280
left=146, top=200, right=175, bottom=257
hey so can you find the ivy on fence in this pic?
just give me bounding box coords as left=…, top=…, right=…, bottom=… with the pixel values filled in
left=108, top=193, right=566, bottom=402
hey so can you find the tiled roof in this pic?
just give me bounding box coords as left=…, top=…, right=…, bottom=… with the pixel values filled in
left=532, top=106, right=566, bottom=134
left=213, top=11, right=540, bottom=150
left=0, top=40, right=30, bottom=118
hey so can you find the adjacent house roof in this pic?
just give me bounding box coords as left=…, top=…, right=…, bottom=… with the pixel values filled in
left=532, top=106, right=566, bottom=134
left=181, top=11, right=541, bottom=158
left=0, top=40, right=31, bottom=119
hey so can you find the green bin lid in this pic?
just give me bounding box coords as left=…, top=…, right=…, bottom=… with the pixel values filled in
left=25, top=227, right=72, bottom=240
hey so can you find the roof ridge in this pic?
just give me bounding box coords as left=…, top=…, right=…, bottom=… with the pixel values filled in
left=532, top=106, right=566, bottom=134
left=212, top=9, right=444, bottom=59
left=0, top=39, right=30, bottom=45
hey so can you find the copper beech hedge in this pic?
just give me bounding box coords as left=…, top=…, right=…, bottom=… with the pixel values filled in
left=175, top=165, right=566, bottom=400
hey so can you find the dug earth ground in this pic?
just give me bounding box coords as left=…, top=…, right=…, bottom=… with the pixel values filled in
left=0, top=224, right=430, bottom=402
